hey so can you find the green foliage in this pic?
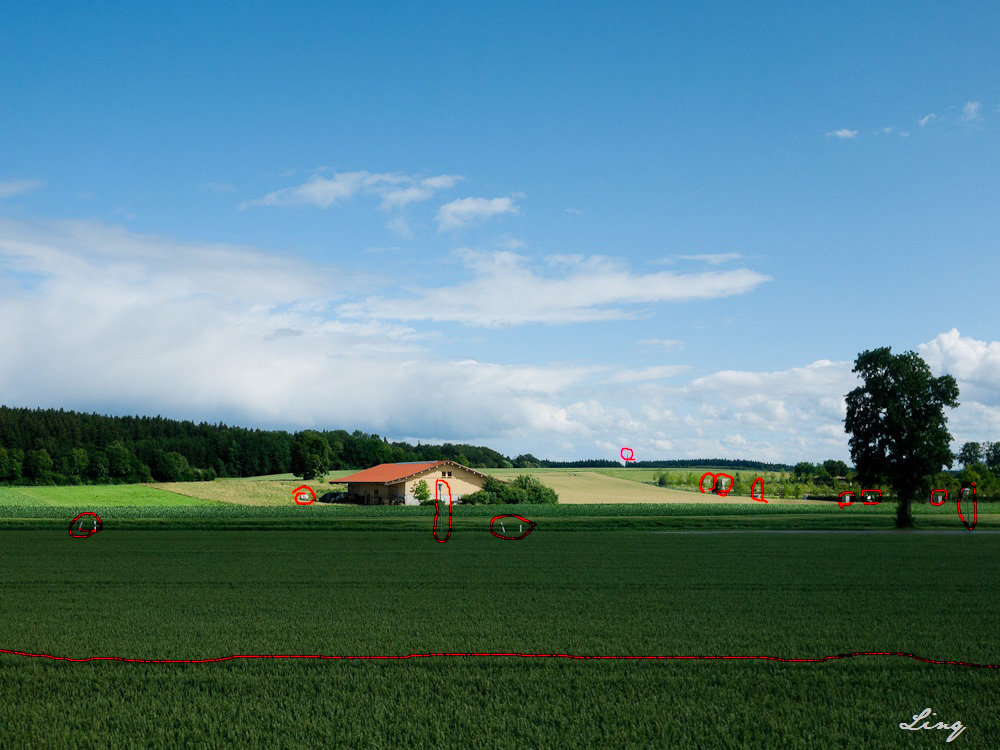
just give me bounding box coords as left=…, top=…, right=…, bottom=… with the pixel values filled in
left=290, top=430, right=333, bottom=480
left=514, top=453, right=541, bottom=468
left=656, top=472, right=668, bottom=487
left=822, top=459, right=849, bottom=478
left=792, top=461, right=815, bottom=478
left=845, top=347, right=960, bottom=528
left=956, top=441, right=982, bottom=468
left=986, top=441, right=1000, bottom=473
left=505, top=474, right=559, bottom=504
left=413, top=479, right=431, bottom=505
left=22, top=449, right=54, bottom=480
left=153, top=450, right=190, bottom=482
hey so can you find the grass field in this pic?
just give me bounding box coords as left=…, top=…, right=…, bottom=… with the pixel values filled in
left=0, top=468, right=894, bottom=508
left=0, top=484, right=223, bottom=507
left=1, top=528, right=997, bottom=748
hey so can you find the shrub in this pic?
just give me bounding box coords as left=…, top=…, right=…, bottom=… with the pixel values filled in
left=413, top=479, right=431, bottom=505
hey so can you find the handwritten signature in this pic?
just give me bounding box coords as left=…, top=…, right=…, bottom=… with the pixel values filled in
left=899, top=708, right=966, bottom=742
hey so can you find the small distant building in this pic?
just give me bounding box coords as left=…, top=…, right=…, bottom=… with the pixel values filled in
left=329, top=460, right=501, bottom=505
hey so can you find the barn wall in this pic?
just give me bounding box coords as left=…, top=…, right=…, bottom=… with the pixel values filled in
left=403, top=464, right=487, bottom=504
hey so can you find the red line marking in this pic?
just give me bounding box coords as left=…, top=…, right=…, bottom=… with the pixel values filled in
left=0, top=648, right=995, bottom=667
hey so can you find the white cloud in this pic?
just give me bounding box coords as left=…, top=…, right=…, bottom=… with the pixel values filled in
left=4, top=218, right=991, bottom=464
left=565, top=208, right=583, bottom=215
left=881, top=126, right=893, bottom=134
left=826, top=129, right=858, bottom=139
left=638, top=338, right=684, bottom=352
left=899, top=131, right=910, bottom=138
left=436, top=194, right=523, bottom=230
left=960, top=101, right=982, bottom=122
left=337, top=249, right=773, bottom=326
left=676, top=252, right=741, bottom=265
left=919, top=113, right=936, bottom=127
left=0, top=179, right=44, bottom=199
left=242, top=171, right=462, bottom=210
left=602, top=365, right=691, bottom=384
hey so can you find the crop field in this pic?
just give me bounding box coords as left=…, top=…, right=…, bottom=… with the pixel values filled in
left=0, top=484, right=223, bottom=507
left=1, top=527, right=997, bottom=749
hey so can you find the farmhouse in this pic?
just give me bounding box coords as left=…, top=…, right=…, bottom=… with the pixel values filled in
left=329, top=460, right=500, bottom=505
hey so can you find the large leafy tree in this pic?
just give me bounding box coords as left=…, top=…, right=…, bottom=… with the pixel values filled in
left=844, top=347, right=959, bottom=528
left=291, top=430, right=333, bottom=481
left=956, top=441, right=983, bottom=467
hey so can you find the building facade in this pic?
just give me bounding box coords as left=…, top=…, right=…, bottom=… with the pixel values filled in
left=330, top=460, right=499, bottom=505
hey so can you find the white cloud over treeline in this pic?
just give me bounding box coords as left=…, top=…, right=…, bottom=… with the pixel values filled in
left=0, top=218, right=995, bottom=462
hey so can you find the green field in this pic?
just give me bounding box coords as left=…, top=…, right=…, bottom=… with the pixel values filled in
left=1, top=527, right=997, bottom=748
left=0, top=484, right=224, bottom=507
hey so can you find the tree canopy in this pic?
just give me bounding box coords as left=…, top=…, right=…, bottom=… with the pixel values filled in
left=844, top=347, right=959, bottom=528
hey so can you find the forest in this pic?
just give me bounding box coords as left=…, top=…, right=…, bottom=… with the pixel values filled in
left=0, top=406, right=510, bottom=485
left=1, top=406, right=997, bottom=496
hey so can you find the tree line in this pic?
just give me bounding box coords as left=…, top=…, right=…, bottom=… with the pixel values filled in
left=0, top=406, right=508, bottom=485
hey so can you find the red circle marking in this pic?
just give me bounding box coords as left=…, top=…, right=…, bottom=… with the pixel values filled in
left=929, top=489, right=947, bottom=507
left=698, top=472, right=717, bottom=494
left=838, top=491, right=855, bottom=509
left=861, top=489, right=882, bottom=505
left=69, top=512, right=102, bottom=538
left=620, top=447, right=634, bottom=462
left=750, top=477, right=768, bottom=503
left=292, top=485, right=316, bottom=505
left=489, top=514, right=537, bottom=540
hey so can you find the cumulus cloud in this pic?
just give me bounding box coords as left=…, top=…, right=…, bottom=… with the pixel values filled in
left=0, top=179, right=44, bottom=199
left=337, top=249, right=773, bottom=326
left=0, top=217, right=604, bottom=438
left=436, top=194, right=522, bottom=230
left=960, top=101, right=982, bottom=122
left=919, top=113, right=936, bottom=127
left=4, top=218, right=992, bottom=464
left=242, top=170, right=462, bottom=211
left=826, top=129, right=858, bottom=139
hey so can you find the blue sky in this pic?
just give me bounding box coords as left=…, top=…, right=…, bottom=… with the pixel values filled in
left=1, top=1, right=998, bottom=462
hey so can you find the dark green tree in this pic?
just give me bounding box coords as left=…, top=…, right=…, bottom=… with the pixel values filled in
left=87, top=450, right=110, bottom=483
left=792, top=462, right=815, bottom=479
left=513, top=453, right=541, bottom=469
left=985, top=441, right=1000, bottom=473
left=822, top=459, right=850, bottom=478
left=291, top=430, right=333, bottom=481
left=106, top=441, right=134, bottom=480
left=153, top=450, right=190, bottom=482
left=23, top=449, right=54, bottom=481
left=956, top=442, right=983, bottom=468
left=844, top=347, right=960, bottom=528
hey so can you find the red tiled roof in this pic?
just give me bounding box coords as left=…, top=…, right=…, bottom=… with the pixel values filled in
left=329, top=461, right=445, bottom=485
left=329, top=460, right=501, bottom=485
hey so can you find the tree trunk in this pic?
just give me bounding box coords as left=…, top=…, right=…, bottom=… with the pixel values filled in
left=895, top=495, right=914, bottom=528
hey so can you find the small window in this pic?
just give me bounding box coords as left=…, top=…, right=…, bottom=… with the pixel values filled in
left=447, top=471, right=452, bottom=477
left=441, top=471, right=447, bottom=476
